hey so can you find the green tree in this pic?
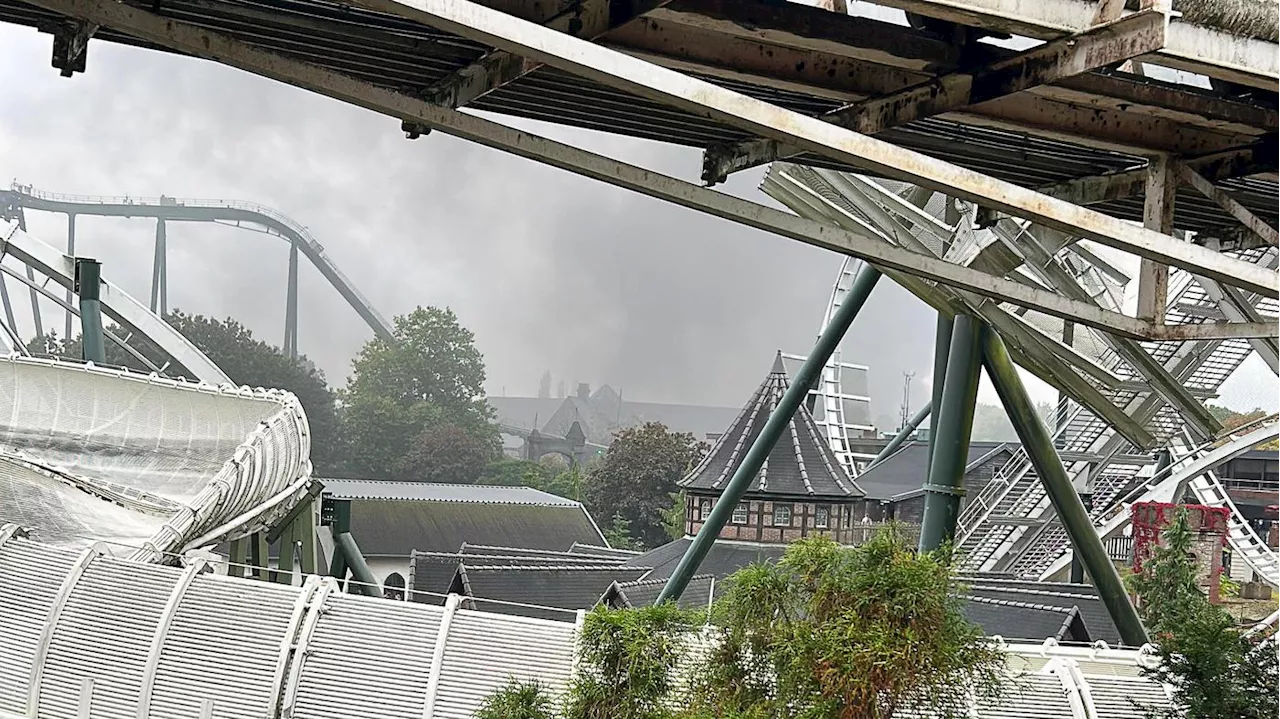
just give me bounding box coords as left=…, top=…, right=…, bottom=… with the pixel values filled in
left=602, top=513, right=639, bottom=551
left=339, top=307, right=497, bottom=478
left=394, top=423, right=497, bottom=483
left=478, top=458, right=555, bottom=488
left=583, top=423, right=706, bottom=549
left=1131, top=509, right=1279, bottom=719
left=474, top=678, right=557, bottom=719
left=690, top=531, right=1005, bottom=719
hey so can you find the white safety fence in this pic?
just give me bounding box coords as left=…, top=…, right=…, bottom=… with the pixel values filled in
left=0, top=355, right=310, bottom=560
left=0, top=529, right=1174, bottom=719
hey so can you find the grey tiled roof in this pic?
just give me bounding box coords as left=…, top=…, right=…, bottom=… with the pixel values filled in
left=319, top=479, right=579, bottom=505
left=409, top=551, right=623, bottom=602
left=960, top=595, right=1091, bottom=643
left=344, top=500, right=606, bottom=556
left=600, top=574, right=717, bottom=611
left=568, top=542, right=644, bottom=559
left=458, top=543, right=623, bottom=560
left=623, top=537, right=787, bottom=581
left=680, top=353, right=862, bottom=500
left=854, top=441, right=1014, bottom=501
left=450, top=564, right=652, bottom=621
left=958, top=577, right=1122, bottom=645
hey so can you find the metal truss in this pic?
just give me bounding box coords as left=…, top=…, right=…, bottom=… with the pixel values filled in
left=1, top=222, right=232, bottom=384
left=2, top=184, right=394, bottom=359
left=14, top=0, right=1279, bottom=345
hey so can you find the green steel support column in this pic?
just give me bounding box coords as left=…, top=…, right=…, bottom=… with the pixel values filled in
left=249, top=531, right=270, bottom=582
left=656, top=263, right=883, bottom=604
left=74, top=258, right=105, bottom=363
left=926, top=314, right=954, bottom=471
left=867, top=402, right=931, bottom=471
left=64, top=214, right=75, bottom=344
left=297, top=504, right=317, bottom=574
left=982, top=330, right=1149, bottom=646
left=328, top=538, right=349, bottom=590
left=276, top=518, right=296, bottom=585
left=229, top=537, right=248, bottom=579
left=334, top=531, right=381, bottom=597
left=918, top=316, right=983, bottom=554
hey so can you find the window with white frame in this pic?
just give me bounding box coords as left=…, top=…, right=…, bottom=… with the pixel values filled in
left=700, top=499, right=711, bottom=520
left=773, top=503, right=792, bottom=526
left=731, top=503, right=748, bottom=525
left=814, top=507, right=829, bottom=529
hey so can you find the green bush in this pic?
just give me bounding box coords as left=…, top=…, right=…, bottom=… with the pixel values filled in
left=473, top=678, right=557, bottom=719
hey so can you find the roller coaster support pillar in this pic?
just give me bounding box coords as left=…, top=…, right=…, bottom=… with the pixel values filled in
left=927, top=314, right=953, bottom=472
left=74, top=258, right=105, bottom=363
left=918, top=315, right=982, bottom=554
left=65, top=213, right=76, bottom=343
left=285, top=239, right=299, bottom=359
left=656, top=263, right=883, bottom=604
left=150, top=219, right=167, bottom=315
left=868, top=402, right=931, bottom=471
left=983, top=329, right=1148, bottom=646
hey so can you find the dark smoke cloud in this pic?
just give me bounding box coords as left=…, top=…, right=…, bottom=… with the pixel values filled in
left=16, top=23, right=1266, bottom=424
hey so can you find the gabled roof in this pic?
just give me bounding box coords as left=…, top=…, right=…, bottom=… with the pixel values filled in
left=458, top=543, right=624, bottom=561
left=343, top=497, right=606, bottom=556
left=409, top=550, right=623, bottom=602
left=958, top=577, right=1122, bottom=645
left=960, top=595, right=1091, bottom=644
left=855, top=441, right=1014, bottom=501
left=319, top=478, right=579, bottom=506
left=449, top=564, right=652, bottom=621
left=623, top=537, right=787, bottom=581
left=680, top=353, right=861, bottom=500
left=600, top=575, right=717, bottom=611
left=568, top=541, right=643, bottom=559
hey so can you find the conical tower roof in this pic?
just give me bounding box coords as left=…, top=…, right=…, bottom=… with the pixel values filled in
left=680, top=352, right=862, bottom=499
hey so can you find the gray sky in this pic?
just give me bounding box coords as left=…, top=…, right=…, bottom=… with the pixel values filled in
left=0, top=23, right=1273, bottom=424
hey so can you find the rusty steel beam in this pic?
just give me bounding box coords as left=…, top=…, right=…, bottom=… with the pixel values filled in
left=1038, top=137, right=1279, bottom=205
left=1137, top=154, right=1175, bottom=322
left=424, top=0, right=670, bottom=109
left=703, top=9, right=1170, bottom=180
left=1177, top=162, right=1279, bottom=247
left=1147, top=321, right=1280, bottom=342
left=334, top=0, right=1276, bottom=296
left=858, top=0, right=1278, bottom=90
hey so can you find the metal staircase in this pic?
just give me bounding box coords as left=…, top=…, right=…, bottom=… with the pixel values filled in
left=957, top=246, right=1278, bottom=578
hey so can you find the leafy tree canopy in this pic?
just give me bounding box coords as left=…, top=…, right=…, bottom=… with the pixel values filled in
left=583, top=423, right=707, bottom=549
left=1131, top=509, right=1279, bottom=719
left=339, top=306, right=497, bottom=478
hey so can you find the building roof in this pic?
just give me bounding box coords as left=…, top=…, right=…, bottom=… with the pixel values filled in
left=958, top=577, right=1123, bottom=645
left=450, top=564, right=651, bottom=621
left=600, top=575, right=717, bottom=611
left=409, top=550, right=621, bottom=602
left=855, top=441, right=1014, bottom=501
left=960, top=595, right=1091, bottom=644
left=488, top=389, right=739, bottom=446
left=0, top=530, right=1173, bottom=719
left=680, top=353, right=861, bottom=500
left=319, top=478, right=579, bottom=506
left=568, top=542, right=644, bottom=559
left=623, top=537, right=788, bottom=581
left=343, top=495, right=606, bottom=556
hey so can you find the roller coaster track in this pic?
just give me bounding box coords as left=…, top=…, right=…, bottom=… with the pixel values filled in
left=0, top=183, right=394, bottom=353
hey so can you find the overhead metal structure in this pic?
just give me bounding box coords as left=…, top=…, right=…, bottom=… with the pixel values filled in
left=0, top=184, right=395, bottom=357
left=1, top=0, right=1276, bottom=605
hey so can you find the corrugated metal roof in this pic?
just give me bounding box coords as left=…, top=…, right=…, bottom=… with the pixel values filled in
left=319, top=478, right=580, bottom=505
left=347, top=498, right=607, bottom=555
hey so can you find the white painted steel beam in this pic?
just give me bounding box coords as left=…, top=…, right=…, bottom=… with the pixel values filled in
left=1194, top=276, right=1280, bottom=374
left=857, top=0, right=1279, bottom=90
left=704, top=9, right=1169, bottom=179
left=333, top=0, right=1277, bottom=299
left=1177, top=162, right=1279, bottom=247
left=1, top=226, right=232, bottom=384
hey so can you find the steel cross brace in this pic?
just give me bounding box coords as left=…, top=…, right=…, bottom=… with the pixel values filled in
left=763, top=167, right=1156, bottom=449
